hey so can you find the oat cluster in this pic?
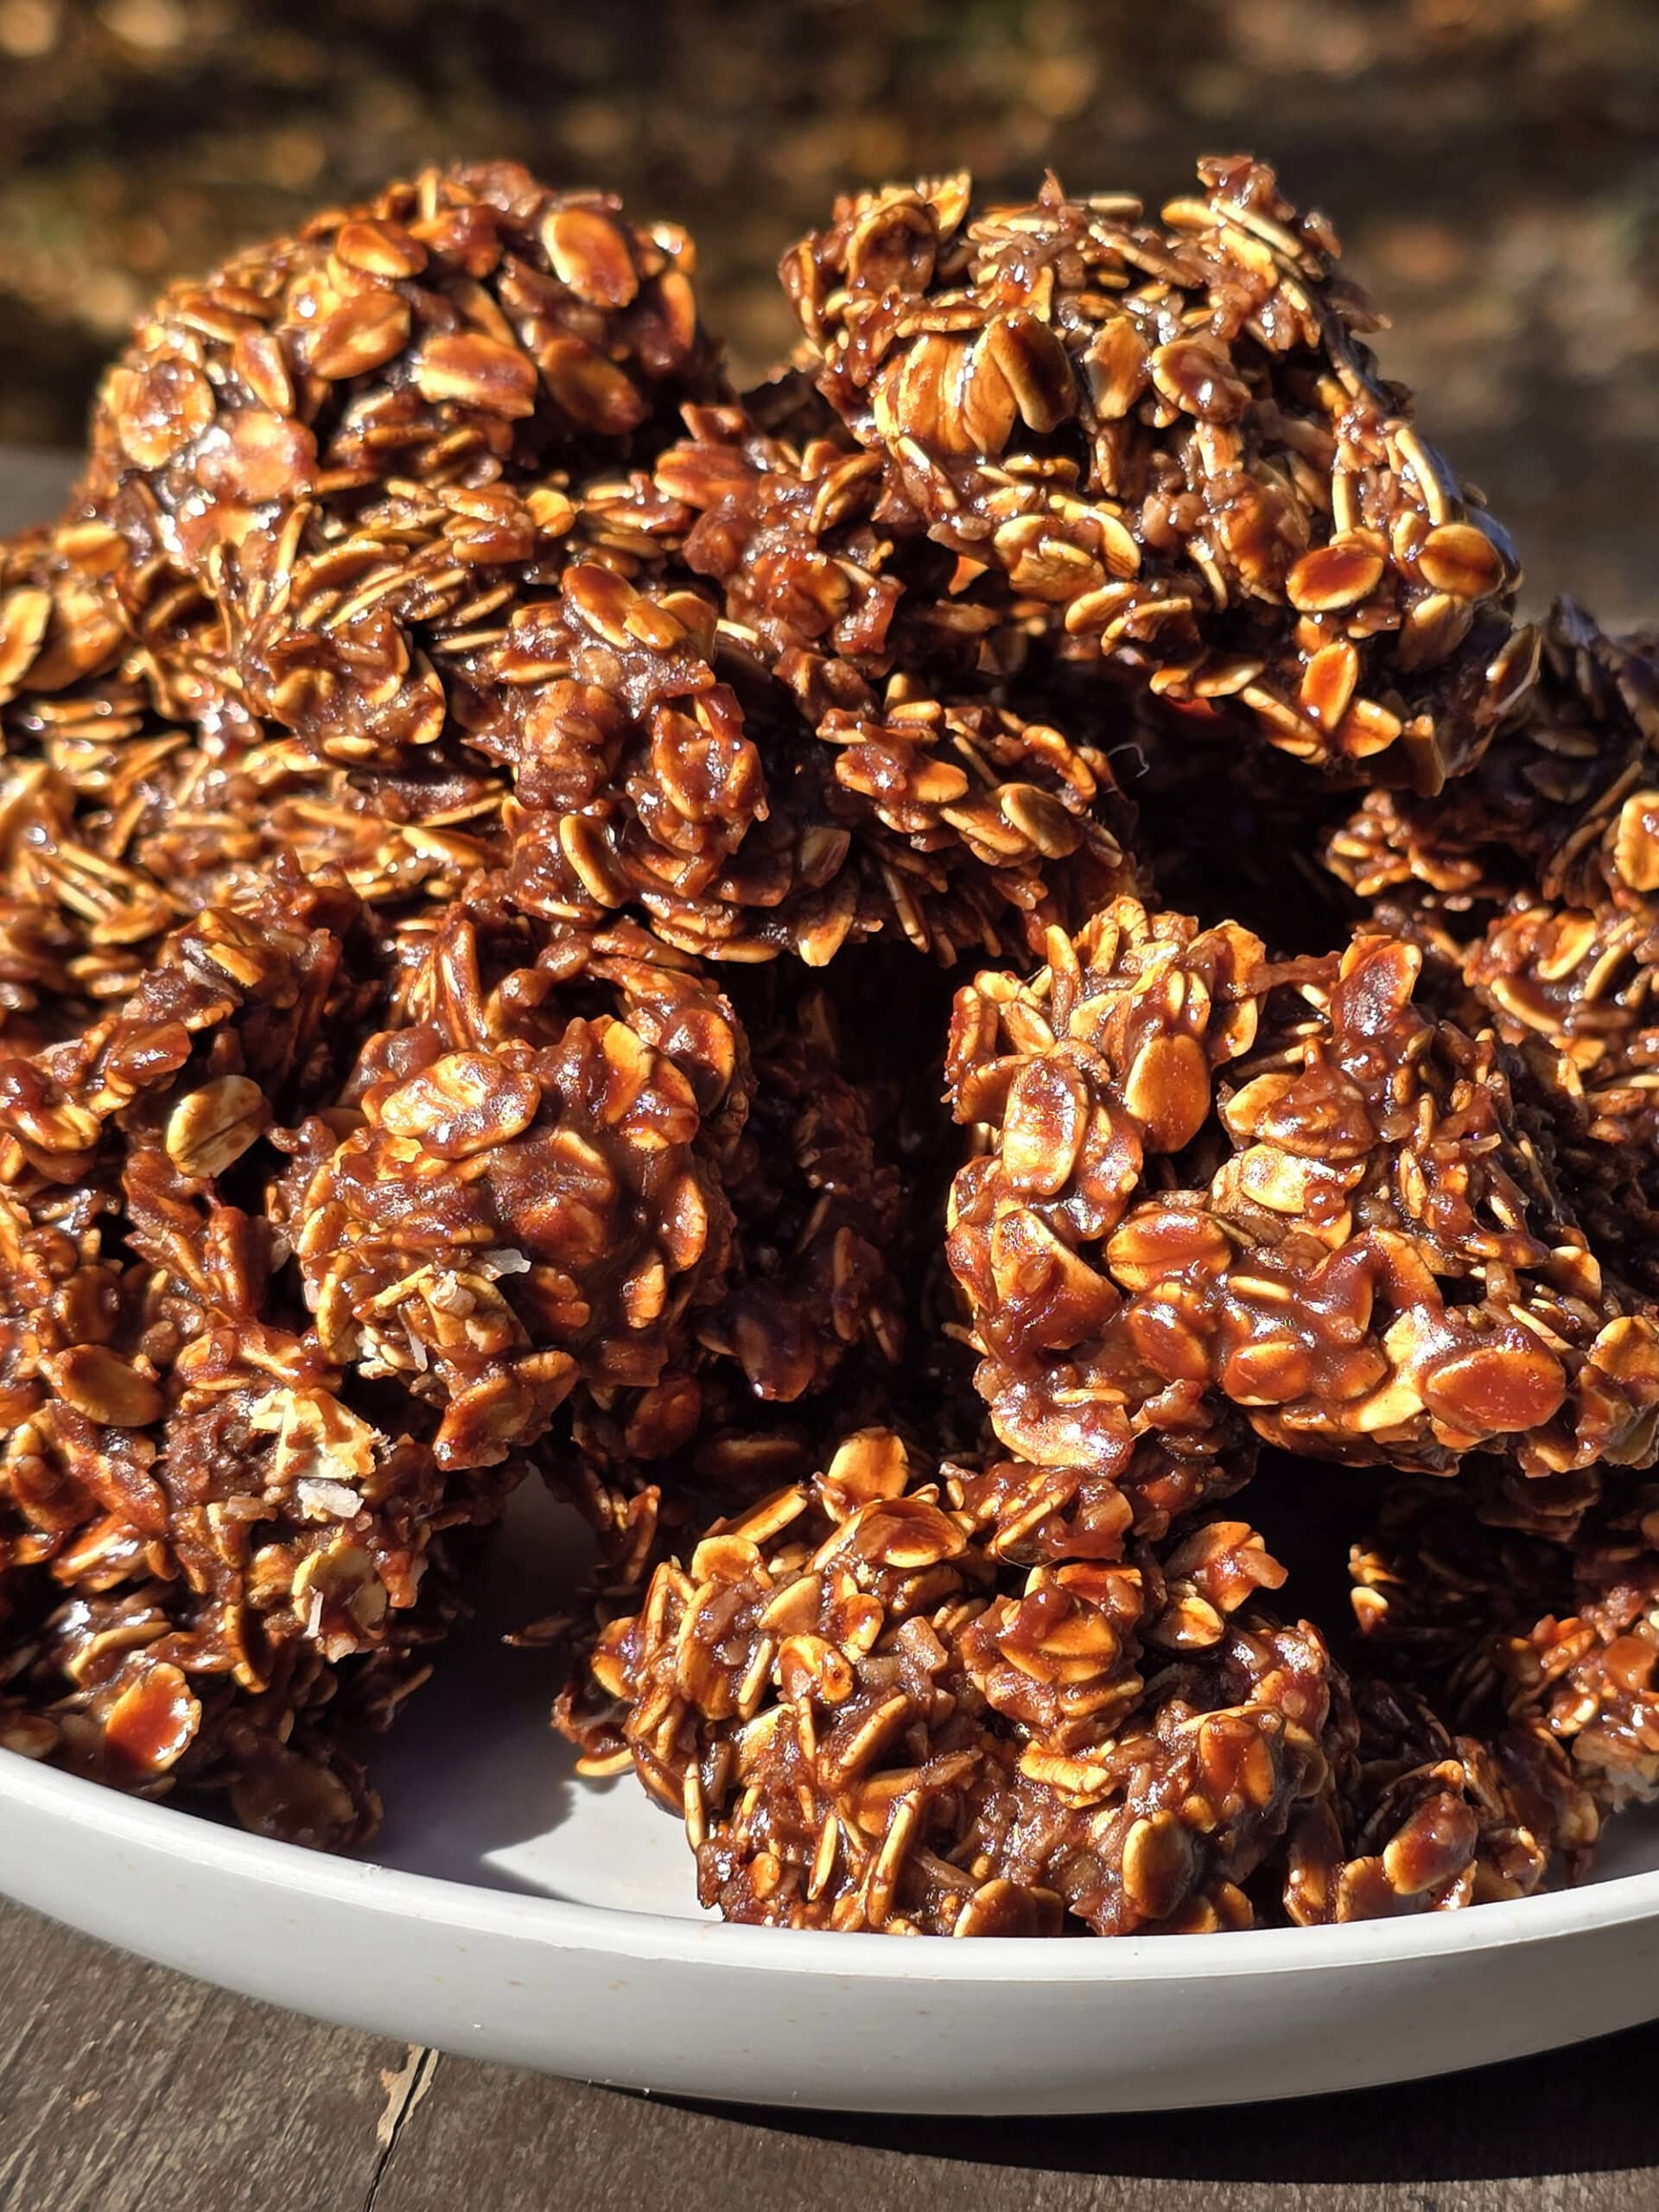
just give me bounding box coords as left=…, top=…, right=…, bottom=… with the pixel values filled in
left=3, top=156, right=1657, bottom=1936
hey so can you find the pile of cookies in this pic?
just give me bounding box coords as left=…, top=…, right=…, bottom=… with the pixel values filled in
left=3, top=155, right=1655, bottom=1933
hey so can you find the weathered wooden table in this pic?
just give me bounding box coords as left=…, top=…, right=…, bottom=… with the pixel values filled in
left=3, top=1895, right=1656, bottom=2211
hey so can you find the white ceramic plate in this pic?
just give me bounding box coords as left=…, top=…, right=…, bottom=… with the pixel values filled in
left=4, top=1480, right=1659, bottom=2115
left=3, top=449, right=1658, bottom=2111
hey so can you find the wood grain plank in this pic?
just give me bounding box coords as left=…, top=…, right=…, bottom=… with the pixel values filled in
left=727, top=2015, right=1659, bottom=2194
left=0, top=1900, right=404, bottom=2212
left=368, top=2028, right=1659, bottom=2212
left=6, top=1888, right=1659, bottom=2212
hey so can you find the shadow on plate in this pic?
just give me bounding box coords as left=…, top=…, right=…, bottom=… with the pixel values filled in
left=365, top=1483, right=594, bottom=1900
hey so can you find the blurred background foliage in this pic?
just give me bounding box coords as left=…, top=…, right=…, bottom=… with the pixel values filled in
left=0, top=0, right=1655, bottom=614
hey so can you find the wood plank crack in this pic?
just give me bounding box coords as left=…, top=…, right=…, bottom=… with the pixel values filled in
left=365, top=2044, right=442, bottom=2212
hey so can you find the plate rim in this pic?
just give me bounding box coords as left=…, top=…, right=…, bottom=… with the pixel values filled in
left=9, top=1741, right=1659, bottom=1986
